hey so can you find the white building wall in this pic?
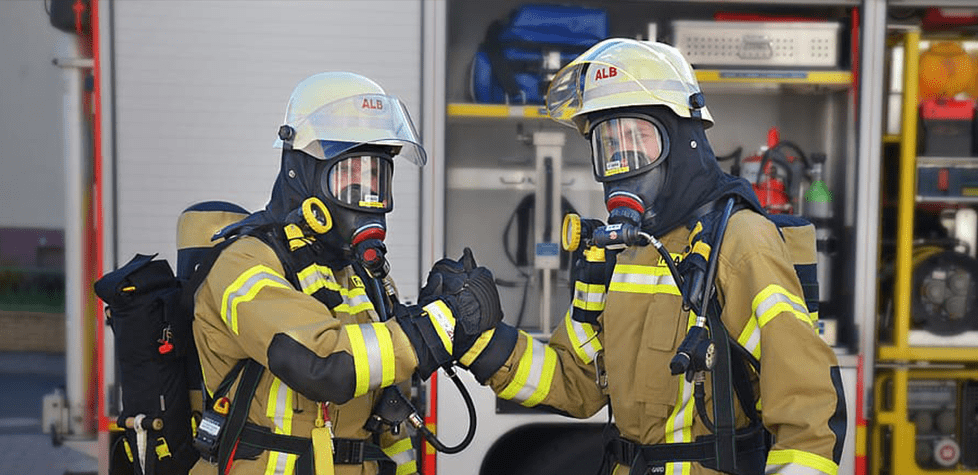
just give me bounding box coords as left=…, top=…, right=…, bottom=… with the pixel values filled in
left=0, top=1, right=70, bottom=230
left=109, top=0, right=425, bottom=298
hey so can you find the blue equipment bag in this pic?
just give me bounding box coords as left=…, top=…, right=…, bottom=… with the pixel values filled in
left=470, top=4, right=608, bottom=105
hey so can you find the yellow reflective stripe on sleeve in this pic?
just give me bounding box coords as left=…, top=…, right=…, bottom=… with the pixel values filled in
left=573, top=281, right=606, bottom=311
left=609, top=264, right=679, bottom=295
left=382, top=438, right=417, bottom=475
left=265, top=377, right=297, bottom=475
left=498, top=333, right=557, bottom=406
left=345, top=323, right=396, bottom=398
left=765, top=449, right=838, bottom=475
left=336, top=286, right=373, bottom=314
left=375, top=323, right=396, bottom=388
left=222, top=265, right=292, bottom=334
left=459, top=328, right=495, bottom=367
left=297, top=264, right=376, bottom=315
left=564, top=309, right=602, bottom=364
left=753, top=284, right=813, bottom=328
left=736, top=315, right=762, bottom=361
left=422, top=300, right=456, bottom=355
left=296, top=264, right=337, bottom=295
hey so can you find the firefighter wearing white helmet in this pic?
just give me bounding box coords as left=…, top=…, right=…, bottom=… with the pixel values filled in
left=191, top=72, right=505, bottom=475
left=426, top=39, right=848, bottom=475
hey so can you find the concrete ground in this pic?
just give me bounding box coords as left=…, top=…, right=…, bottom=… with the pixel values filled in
left=0, top=352, right=97, bottom=475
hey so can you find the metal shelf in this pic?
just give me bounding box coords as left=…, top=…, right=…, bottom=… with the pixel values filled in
left=448, top=70, right=854, bottom=119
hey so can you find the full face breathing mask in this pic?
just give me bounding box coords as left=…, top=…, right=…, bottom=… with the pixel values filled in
left=587, top=113, right=671, bottom=229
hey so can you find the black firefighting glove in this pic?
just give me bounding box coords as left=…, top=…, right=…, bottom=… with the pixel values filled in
left=396, top=248, right=505, bottom=379
left=419, top=248, right=504, bottom=356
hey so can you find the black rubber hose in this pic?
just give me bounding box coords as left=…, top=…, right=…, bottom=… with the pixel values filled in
left=773, top=140, right=811, bottom=170
left=418, top=367, right=477, bottom=454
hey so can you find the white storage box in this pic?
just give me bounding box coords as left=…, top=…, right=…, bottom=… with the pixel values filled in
left=671, top=20, right=842, bottom=68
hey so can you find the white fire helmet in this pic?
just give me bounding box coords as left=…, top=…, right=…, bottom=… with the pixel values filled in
left=273, top=72, right=426, bottom=166
left=545, top=38, right=713, bottom=135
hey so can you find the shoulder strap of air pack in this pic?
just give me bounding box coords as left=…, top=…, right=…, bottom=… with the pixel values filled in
left=766, top=213, right=820, bottom=318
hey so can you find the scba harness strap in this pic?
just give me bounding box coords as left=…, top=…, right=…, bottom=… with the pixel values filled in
left=605, top=422, right=771, bottom=475
left=211, top=360, right=394, bottom=475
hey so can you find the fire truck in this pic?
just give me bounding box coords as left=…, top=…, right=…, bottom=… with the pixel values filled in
left=41, top=1, right=978, bottom=474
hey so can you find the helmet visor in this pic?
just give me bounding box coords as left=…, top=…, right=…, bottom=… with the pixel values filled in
left=589, top=117, right=666, bottom=181
left=279, top=93, right=426, bottom=166
left=324, top=154, right=394, bottom=212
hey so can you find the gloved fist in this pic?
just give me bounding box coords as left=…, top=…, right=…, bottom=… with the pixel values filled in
left=418, top=248, right=504, bottom=358
left=418, top=247, right=478, bottom=304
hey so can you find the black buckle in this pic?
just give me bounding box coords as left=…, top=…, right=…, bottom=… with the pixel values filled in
left=333, top=438, right=366, bottom=465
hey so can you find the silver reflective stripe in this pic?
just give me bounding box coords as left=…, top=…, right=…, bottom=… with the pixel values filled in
left=360, top=324, right=384, bottom=388
left=222, top=267, right=291, bottom=333
left=756, top=293, right=809, bottom=322
left=574, top=284, right=606, bottom=309
left=513, top=339, right=550, bottom=404
left=387, top=448, right=414, bottom=467
left=666, top=373, right=694, bottom=446
left=566, top=312, right=600, bottom=364
left=266, top=378, right=295, bottom=475
left=742, top=324, right=761, bottom=357
left=344, top=290, right=371, bottom=309
left=610, top=271, right=677, bottom=287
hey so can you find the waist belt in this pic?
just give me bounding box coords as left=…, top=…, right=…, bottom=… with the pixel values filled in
left=238, top=423, right=393, bottom=465
left=606, top=422, right=770, bottom=475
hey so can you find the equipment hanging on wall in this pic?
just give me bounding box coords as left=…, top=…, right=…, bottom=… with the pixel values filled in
left=738, top=128, right=816, bottom=215
left=470, top=4, right=608, bottom=104
left=733, top=129, right=837, bottom=311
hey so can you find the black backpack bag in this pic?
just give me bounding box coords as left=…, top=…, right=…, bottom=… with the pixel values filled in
left=94, top=201, right=249, bottom=475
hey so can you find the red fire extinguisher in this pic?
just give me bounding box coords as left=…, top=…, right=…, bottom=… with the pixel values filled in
left=740, top=127, right=805, bottom=214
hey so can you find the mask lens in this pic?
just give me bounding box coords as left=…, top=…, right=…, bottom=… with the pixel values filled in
left=324, top=155, right=392, bottom=212
left=590, top=117, right=665, bottom=181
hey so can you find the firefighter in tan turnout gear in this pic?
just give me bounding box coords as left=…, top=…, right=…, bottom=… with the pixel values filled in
left=190, top=72, right=505, bottom=475
left=415, top=39, right=848, bottom=475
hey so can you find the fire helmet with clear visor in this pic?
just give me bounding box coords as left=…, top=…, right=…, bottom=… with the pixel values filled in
left=273, top=71, right=426, bottom=167
left=268, top=72, right=428, bottom=251
left=545, top=38, right=713, bottom=135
